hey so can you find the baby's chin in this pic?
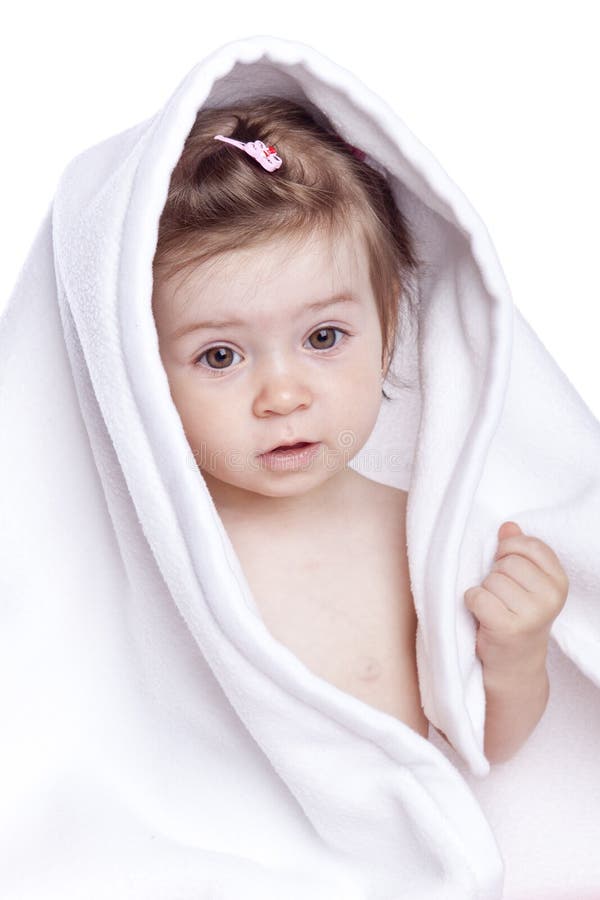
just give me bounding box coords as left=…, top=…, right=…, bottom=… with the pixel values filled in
left=198, top=461, right=349, bottom=508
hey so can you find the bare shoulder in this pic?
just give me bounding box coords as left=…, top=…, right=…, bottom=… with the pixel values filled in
left=346, top=469, right=408, bottom=529
left=345, top=466, right=406, bottom=496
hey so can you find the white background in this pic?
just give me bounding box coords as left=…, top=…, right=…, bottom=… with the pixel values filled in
left=2, top=1, right=598, bottom=419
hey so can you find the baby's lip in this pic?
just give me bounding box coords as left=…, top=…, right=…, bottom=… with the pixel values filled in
left=259, top=439, right=316, bottom=455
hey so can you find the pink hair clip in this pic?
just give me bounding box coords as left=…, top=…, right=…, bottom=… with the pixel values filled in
left=343, top=142, right=367, bottom=162
left=213, top=134, right=283, bottom=172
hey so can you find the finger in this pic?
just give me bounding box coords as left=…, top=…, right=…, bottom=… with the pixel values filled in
left=489, top=553, right=549, bottom=594
left=494, top=534, right=562, bottom=580
left=481, top=571, right=539, bottom=622
left=464, top=585, right=517, bottom=632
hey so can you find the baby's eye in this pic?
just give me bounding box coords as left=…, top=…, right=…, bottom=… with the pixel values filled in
left=193, top=326, right=349, bottom=375
left=306, top=326, right=348, bottom=351
left=194, top=345, right=242, bottom=374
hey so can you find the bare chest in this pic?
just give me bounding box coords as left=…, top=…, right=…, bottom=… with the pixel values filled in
left=227, top=491, right=429, bottom=739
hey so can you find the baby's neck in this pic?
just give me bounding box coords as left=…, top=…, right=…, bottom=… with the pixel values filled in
left=201, top=465, right=361, bottom=531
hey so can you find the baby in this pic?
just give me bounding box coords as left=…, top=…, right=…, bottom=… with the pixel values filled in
left=151, top=97, right=569, bottom=766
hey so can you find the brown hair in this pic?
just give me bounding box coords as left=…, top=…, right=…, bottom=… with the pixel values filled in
left=152, top=96, right=422, bottom=397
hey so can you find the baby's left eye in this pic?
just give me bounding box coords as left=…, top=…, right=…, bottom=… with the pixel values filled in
left=306, top=326, right=349, bottom=351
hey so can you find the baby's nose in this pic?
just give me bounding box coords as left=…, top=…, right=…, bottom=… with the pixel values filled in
left=253, top=370, right=312, bottom=417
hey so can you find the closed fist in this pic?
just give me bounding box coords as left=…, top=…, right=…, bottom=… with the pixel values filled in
left=464, top=521, right=569, bottom=678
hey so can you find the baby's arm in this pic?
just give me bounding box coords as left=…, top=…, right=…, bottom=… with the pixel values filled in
left=482, top=655, right=550, bottom=764
left=432, top=659, right=549, bottom=764
left=464, top=521, right=568, bottom=765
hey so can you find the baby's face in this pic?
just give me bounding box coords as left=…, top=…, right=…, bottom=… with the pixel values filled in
left=152, top=225, right=385, bottom=507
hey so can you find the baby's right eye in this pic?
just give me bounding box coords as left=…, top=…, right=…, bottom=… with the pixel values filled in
left=194, top=345, right=241, bottom=375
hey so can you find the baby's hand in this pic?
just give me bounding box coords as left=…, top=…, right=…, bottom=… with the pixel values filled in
left=464, top=522, right=569, bottom=682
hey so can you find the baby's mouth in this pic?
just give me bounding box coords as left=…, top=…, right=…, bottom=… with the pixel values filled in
left=256, top=442, right=322, bottom=468
left=260, top=439, right=316, bottom=455
left=271, top=442, right=311, bottom=453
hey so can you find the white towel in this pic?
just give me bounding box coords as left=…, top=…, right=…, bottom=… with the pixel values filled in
left=1, top=34, right=599, bottom=900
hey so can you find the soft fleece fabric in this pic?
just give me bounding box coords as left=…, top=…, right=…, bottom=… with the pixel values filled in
left=1, top=34, right=599, bottom=900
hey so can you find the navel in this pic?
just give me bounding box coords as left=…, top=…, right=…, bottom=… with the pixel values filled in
left=356, top=656, right=382, bottom=682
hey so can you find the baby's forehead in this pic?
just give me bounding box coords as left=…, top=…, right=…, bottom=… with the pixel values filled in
left=158, top=226, right=367, bottom=314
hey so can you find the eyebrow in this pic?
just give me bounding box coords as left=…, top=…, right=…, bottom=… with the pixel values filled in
left=170, top=293, right=359, bottom=340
